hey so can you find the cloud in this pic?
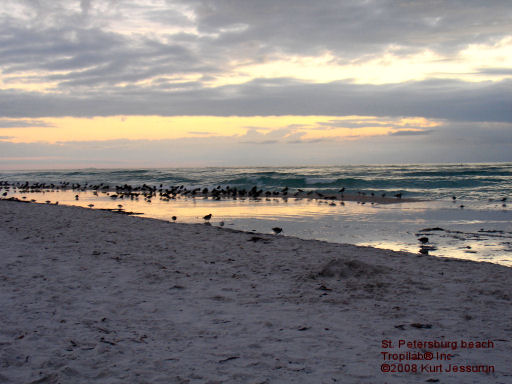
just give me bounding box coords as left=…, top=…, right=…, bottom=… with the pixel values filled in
left=316, top=117, right=441, bottom=130
left=187, top=131, right=215, bottom=135
left=239, top=125, right=307, bottom=144
left=177, top=0, right=512, bottom=58
left=0, top=119, right=54, bottom=128
left=80, top=0, right=92, bottom=16
left=1, top=1, right=511, bottom=95
left=287, top=138, right=330, bottom=144
left=477, top=68, right=512, bottom=75
left=240, top=139, right=278, bottom=145
left=1, top=121, right=511, bottom=169
left=390, top=129, right=433, bottom=136
left=1, top=78, right=510, bottom=123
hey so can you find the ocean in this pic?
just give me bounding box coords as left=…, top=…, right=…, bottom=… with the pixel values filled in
left=1, top=163, right=511, bottom=266
left=2, top=163, right=512, bottom=202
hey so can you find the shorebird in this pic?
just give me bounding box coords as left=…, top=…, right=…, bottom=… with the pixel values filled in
left=395, top=193, right=402, bottom=199
left=88, top=204, right=94, bottom=208
left=418, top=237, right=429, bottom=244
left=203, top=213, right=212, bottom=221
left=272, top=227, right=283, bottom=235
left=172, top=216, right=177, bottom=222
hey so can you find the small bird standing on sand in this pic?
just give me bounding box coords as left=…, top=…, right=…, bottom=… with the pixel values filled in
left=418, top=237, right=429, bottom=244
left=203, top=213, right=212, bottom=221
left=272, top=227, right=283, bottom=235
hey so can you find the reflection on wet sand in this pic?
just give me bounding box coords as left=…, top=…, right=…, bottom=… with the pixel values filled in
left=2, top=189, right=511, bottom=267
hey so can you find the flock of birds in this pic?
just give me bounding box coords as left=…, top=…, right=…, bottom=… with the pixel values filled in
left=1, top=181, right=508, bottom=242
left=1, top=181, right=320, bottom=235
left=0, top=181, right=405, bottom=202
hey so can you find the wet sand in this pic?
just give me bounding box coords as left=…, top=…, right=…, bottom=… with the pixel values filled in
left=2, top=188, right=511, bottom=266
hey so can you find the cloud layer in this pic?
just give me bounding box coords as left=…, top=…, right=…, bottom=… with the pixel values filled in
left=0, top=0, right=511, bottom=121
left=2, top=120, right=511, bottom=169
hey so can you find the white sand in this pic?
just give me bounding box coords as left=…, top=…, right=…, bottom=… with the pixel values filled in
left=1, top=200, right=511, bottom=384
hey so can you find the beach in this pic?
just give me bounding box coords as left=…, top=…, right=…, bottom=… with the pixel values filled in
left=2, top=0, right=512, bottom=381
left=2, top=164, right=511, bottom=267
left=1, top=199, right=511, bottom=383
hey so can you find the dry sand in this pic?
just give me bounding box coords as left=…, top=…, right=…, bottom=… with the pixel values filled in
left=0, top=200, right=511, bottom=383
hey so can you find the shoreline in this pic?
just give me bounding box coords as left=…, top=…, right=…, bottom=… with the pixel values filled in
left=1, top=200, right=511, bottom=383
left=2, top=193, right=511, bottom=268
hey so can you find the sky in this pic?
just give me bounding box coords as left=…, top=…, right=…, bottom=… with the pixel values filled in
left=0, top=0, right=511, bottom=169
